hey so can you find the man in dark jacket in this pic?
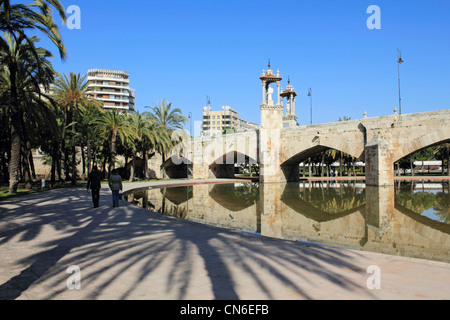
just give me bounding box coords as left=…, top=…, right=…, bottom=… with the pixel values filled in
left=87, top=166, right=103, bottom=208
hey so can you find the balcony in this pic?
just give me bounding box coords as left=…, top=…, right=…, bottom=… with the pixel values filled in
left=87, top=76, right=130, bottom=84
left=88, top=83, right=130, bottom=91
left=96, top=96, right=130, bottom=104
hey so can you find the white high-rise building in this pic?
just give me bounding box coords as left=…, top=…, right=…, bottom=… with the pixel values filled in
left=201, top=105, right=259, bottom=137
left=87, top=69, right=135, bottom=113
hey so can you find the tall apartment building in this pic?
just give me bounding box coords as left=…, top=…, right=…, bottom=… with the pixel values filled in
left=86, top=69, right=135, bottom=113
left=201, top=105, right=259, bottom=137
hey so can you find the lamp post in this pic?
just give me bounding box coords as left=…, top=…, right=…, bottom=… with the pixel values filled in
left=307, top=88, right=312, bottom=124
left=187, top=112, right=192, bottom=180
left=397, top=49, right=404, bottom=115
left=188, top=112, right=192, bottom=137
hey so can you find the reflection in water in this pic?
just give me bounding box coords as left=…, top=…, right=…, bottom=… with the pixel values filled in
left=126, top=181, right=450, bottom=263
left=395, top=182, right=449, bottom=224
left=209, top=183, right=260, bottom=212
left=281, top=182, right=366, bottom=222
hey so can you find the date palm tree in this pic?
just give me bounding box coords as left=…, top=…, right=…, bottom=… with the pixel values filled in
left=53, top=72, right=98, bottom=185
left=0, top=0, right=67, bottom=59
left=434, top=143, right=450, bottom=176
left=338, top=116, right=352, bottom=176
left=127, top=112, right=173, bottom=181
left=148, top=99, right=188, bottom=132
left=127, top=113, right=151, bottom=181
left=146, top=99, right=187, bottom=178
left=94, top=109, right=135, bottom=175
left=0, top=32, right=56, bottom=192
left=76, top=100, right=104, bottom=179
left=1, top=0, right=66, bottom=193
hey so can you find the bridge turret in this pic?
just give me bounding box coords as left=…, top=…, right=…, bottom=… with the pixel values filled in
left=259, top=60, right=283, bottom=130
left=281, top=76, right=299, bottom=127
left=259, top=60, right=287, bottom=183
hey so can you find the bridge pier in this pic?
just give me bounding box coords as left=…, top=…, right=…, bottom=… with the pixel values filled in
left=365, top=134, right=395, bottom=187
left=365, top=186, right=394, bottom=231
left=280, top=165, right=300, bottom=182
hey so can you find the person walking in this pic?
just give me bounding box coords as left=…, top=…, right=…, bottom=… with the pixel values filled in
left=109, top=169, right=123, bottom=207
left=87, top=165, right=103, bottom=208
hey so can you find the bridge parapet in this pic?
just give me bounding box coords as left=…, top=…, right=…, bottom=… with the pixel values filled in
left=156, top=109, right=449, bottom=186
left=276, top=109, right=450, bottom=185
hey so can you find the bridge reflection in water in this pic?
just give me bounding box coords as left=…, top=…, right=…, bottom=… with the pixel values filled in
left=125, top=181, right=450, bottom=263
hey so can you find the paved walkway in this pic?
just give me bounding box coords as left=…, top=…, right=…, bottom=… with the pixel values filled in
left=0, top=179, right=449, bottom=300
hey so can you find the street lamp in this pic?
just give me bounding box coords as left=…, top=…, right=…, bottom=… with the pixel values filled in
left=307, top=88, right=312, bottom=124
left=188, top=112, right=192, bottom=137
left=397, top=49, right=404, bottom=115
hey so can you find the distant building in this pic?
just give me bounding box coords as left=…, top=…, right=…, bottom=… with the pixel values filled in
left=86, top=69, right=135, bottom=113
left=201, top=105, right=259, bottom=137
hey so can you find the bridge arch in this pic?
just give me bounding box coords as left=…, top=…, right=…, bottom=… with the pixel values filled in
left=162, top=156, right=192, bottom=179
left=281, top=144, right=363, bottom=167
left=281, top=133, right=365, bottom=167
left=392, top=129, right=450, bottom=162
left=209, top=151, right=259, bottom=178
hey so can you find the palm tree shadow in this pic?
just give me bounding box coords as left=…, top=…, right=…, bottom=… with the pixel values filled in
left=1, top=187, right=373, bottom=300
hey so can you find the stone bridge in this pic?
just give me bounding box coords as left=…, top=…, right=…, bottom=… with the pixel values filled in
left=278, top=109, right=450, bottom=186
left=157, top=108, right=449, bottom=186
left=148, top=64, right=450, bottom=186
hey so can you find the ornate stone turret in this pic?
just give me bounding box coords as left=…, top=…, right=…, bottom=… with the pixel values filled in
left=259, top=60, right=283, bottom=130
left=259, top=60, right=284, bottom=183
left=280, top=76, right=298, bottom=127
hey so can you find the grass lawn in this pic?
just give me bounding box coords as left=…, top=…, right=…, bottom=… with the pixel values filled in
left=0, top=178, right=167, bottom=201
left=0, top=181, right=87, bottom=201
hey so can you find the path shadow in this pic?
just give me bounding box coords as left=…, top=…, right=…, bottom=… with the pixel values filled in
left=0, top=186, right=374, bottom=300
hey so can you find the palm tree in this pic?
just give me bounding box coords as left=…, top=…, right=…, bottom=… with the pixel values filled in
left=1, top=0, right=66, bottom=193
left=337, top=116, right=352, bottom=176
left=127, top=112, right=174, bottom=181
left=76, top=100, right=104, bottom=179
left=434, top=143, right=450, bottom=176
left=148, top=99, right=188, bottom=132
left=0, top=32, right=56, bottom=192
left=53, top=72, right=98, bottom=185
left=146, top=99, right=187, bottom=178
left=0, top=0, right=67, bottom=59
left=325, top=148, right=339, bottom=176
left=127, top=113, right=151, bottom=181
left=94, top=109, right=135, bottom=175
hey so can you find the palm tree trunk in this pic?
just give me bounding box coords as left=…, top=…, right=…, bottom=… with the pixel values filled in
left=51, top=138, right=58, bottom=187
left=309, top=158, right=312, bottom=178
left=19, top=116, right=33, bottom=189
left=21, top=143, right=32, bottom=189
left=8, top=64, right=21, bottom=194
left=161, top=152, right=167, bottom=179
left=60, top=104, right=67, bottom=182
left=81, top=144, right=86, bottom=180
left=71, top=99, right=77, bottom=185
left=352, top=158, right=356, bottom=177
left=129, top=152, right=136, bottom=182
left=321, top=153, right=325, bottom=177
left=109, top=133, right=117, bottom=175
left=442, top=147, right=450, bottom=176
left=27, top=143, right=37, bottom=182
left=143, top=150, right=149, bottom=180
left=86, top=139, right=91, bottom=178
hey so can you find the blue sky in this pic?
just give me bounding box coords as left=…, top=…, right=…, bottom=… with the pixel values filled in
left=35, top=0, right=450, bottom=133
